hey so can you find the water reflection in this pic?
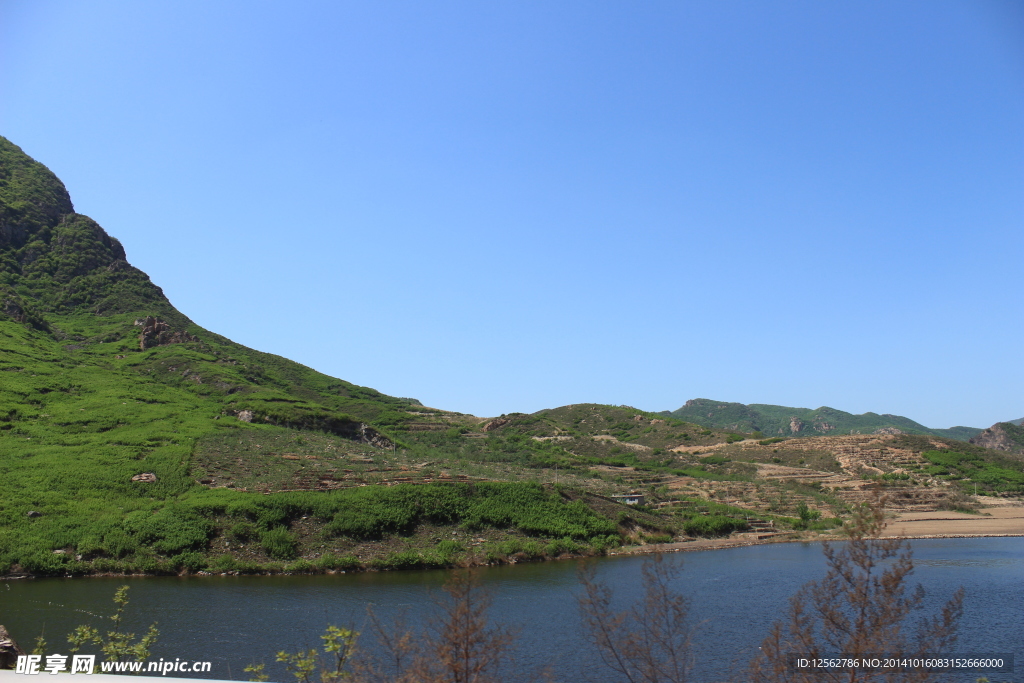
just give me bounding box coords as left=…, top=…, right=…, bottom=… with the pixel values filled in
left=2, top=537, right=1020, bottom=682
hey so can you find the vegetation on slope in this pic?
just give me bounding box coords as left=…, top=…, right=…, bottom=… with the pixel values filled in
left=1, top=136, right=1019, bottom=578
left=662, top=398, right=981, bottom=441
left=0, top=137, right=747, bottom=575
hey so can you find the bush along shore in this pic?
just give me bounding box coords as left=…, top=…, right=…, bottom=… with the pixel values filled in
left=2, top=481, right=824, bottom=578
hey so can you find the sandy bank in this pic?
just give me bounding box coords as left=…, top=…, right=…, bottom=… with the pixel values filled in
left=880, top=504, right=1024, bottom=537
left=614, top=502, right=1024, bottom=557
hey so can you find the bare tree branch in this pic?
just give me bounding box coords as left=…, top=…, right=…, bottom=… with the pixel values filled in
left=578, top=554, right=693, bottom=683
left=748, top=488, right=964, bottom=683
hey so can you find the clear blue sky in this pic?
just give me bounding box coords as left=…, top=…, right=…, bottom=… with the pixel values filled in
left=2, top=1, right=1021, bottom=427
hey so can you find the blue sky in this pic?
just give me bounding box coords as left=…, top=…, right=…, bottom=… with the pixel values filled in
left=2, top=1, right=1021, bottom=427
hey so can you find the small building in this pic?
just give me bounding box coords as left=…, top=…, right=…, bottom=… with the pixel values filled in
left=611, top=493, right=645, bottom=506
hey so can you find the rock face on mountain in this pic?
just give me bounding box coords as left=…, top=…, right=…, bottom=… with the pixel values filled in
left=970, top=422, right=1024, bottom=455
left=136, top=316, right=199, bottom=350
left=662, top=398, right=982, bottom=442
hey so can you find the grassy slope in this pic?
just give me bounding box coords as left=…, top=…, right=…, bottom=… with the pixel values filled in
left=996, top=422, right=1024, bottom=450
left=662, top=398, right=981, bottom=441
left=0, top=137, right=638, bottom=575
left=2, top=136, right=1018, bottom=577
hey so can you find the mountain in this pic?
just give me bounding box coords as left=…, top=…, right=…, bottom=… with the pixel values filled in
left=0, top=136, right=416, bottom=423
left=2, top=136, right=1018, bottom=579
left=660, top=398, right=982, bottom=441
left=0, top=136, right=642, bottom=575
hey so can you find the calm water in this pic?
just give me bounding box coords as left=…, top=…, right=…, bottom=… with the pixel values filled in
left=2, top=537, right=1021, bottom=682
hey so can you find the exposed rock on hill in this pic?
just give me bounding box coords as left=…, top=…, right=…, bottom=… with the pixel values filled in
left=136, top=316, right=199, bottom=350
left=482, top=417, right=512, bottom=432
left=970, top=422, right=1024, bottom=455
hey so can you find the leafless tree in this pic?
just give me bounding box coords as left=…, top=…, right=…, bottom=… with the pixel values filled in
left=748, top=490, right=963, bottom=683
left=358, top=570, right=518, bottom=683
left=578, top=553, right=694, bottom=683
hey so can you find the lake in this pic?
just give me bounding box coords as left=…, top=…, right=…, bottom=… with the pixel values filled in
left=2, top=537, right=1021, bottom=682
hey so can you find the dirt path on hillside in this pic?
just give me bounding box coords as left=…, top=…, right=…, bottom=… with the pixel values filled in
left=669, top=439, right=756, bottom=454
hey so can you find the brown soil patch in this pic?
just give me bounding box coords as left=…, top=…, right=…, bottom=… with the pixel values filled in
left=883, top=504, right=1024, bottom=537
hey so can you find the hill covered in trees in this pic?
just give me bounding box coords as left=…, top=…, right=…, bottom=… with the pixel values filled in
left=661, top=398, right=982, bottom=441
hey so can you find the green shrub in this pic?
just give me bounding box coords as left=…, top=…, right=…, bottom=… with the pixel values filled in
left=544, top=537, right=580, bottom=556
left=229, top=521, right=258, bottom=541
left=435, top=539, right=463, bottom=557
left=315, top=553, right=360, bottom=571
left=261, top=526, right=298, bottom=560
left=796, top=503, right=820, bottom=522
left=171, top=551, right=207, bottom=572
left=644, top=534, right=674, bottom=544
left=683, top=515, right=746, bottom=537
left=373, top=550, right=426, bottom=570
left=793, top=503, right=822, bottom=530
left=286, top=559, right=316, bottom=573
left=211, top=554, right=237, bottom=572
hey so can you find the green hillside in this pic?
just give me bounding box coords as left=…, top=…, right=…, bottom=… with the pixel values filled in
left=1005, top=423, right=1024, bottom=450
left=0, top=136, right=649, bottom=575
left=2, top=136, right=1016, bottom=578
left=661, top=398, right=981, bottom=441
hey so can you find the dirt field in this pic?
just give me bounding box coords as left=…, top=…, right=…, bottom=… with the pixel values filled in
left=613, top=500, right=1024, bottom=558
left=882, top=501, right=1024, bottom=538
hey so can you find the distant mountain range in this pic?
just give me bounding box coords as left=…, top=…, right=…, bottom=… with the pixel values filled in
left=660, top=399, right=983, bottom=442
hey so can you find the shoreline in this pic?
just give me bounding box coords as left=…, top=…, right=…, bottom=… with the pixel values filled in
left=616, top=530, right=1024, bottom=558
left=5, top=532, right=1021, bottom=581
left=6, top=505, right=1022, bottom=580
left=618, top=503, right=1024, bottom=556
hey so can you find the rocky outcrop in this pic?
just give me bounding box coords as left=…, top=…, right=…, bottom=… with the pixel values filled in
left=0, top=625, right=25, bottom=670
left=970, top=422, right=1024, bottom=454
left=136, top=316, right=198, bottom=351
left=359, top=424, right=393, bottom=450
left=873, top=427, right=905, bottom=435
left=482, top=417, right=511, bottom=432
left=224, top=408, right=394, bottom=450
left=789, top=417, right=804, bottom=434
left=131, top=472, right=157, bottom=483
